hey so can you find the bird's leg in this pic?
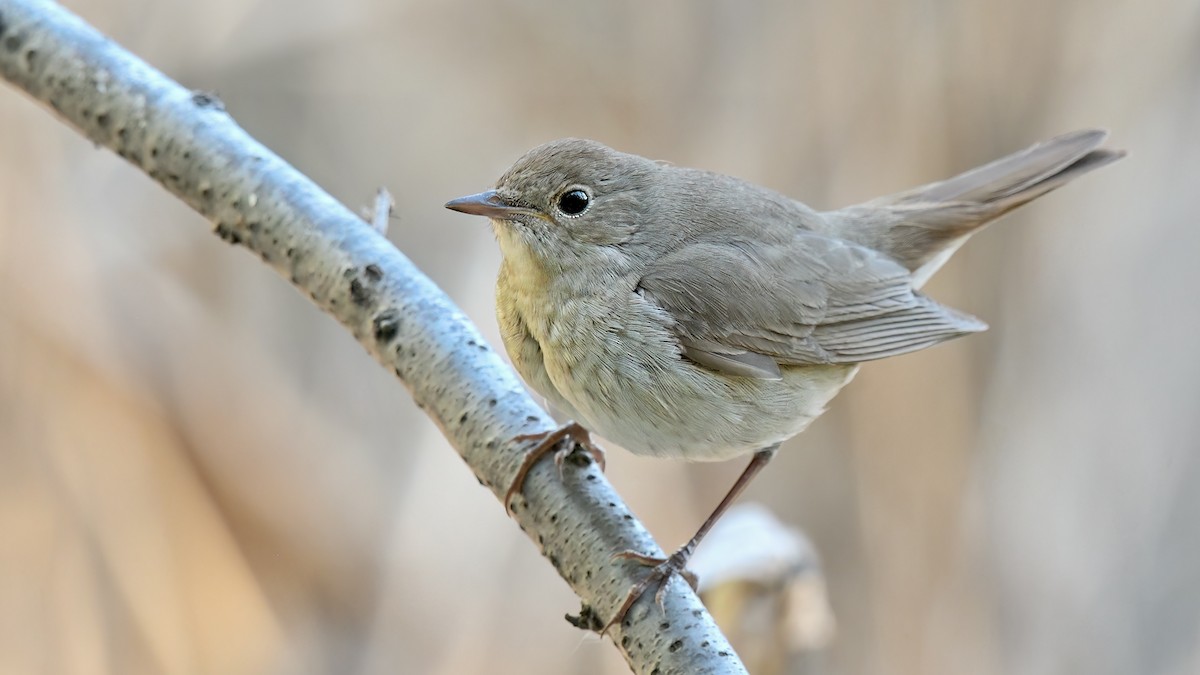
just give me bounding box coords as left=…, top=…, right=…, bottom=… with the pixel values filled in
left=603, top=445, right=779, bottom=633
left=505, top=421, right=605, bottom=516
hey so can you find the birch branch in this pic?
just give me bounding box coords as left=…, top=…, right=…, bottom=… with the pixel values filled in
left=0, top=1, right=747, bottom=673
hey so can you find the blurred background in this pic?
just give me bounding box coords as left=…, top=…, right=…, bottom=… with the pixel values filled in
left=1, top=0, right=1197, bottom=673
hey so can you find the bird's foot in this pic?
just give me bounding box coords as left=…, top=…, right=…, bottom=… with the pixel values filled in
left=602, top=545, right=699, bottom=635
left=505, top=421, right=605, bottom=516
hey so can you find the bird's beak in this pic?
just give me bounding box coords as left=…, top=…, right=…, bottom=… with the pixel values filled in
left=445, top=190, right=528, bottom=219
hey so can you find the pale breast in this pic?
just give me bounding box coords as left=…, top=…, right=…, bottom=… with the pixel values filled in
left=497, top=264, right=858, bottom=462
left=495, top=263, right=584, bottom=421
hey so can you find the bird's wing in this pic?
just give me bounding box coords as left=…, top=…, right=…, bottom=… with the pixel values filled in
left=637, top=233, right=986, bottom=379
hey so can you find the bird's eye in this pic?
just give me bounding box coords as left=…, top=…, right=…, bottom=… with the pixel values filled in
left=556, top=189, right=590, bottom=216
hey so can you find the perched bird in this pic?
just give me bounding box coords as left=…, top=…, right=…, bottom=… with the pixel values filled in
left=445, top=130, right=1123, bottom=628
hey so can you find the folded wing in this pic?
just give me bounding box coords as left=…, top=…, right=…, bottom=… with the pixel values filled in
left=637, top=233, right=986, bottom=380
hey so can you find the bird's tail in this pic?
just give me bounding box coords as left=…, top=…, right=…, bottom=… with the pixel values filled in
left=828, top=129, right=1125, bottom=287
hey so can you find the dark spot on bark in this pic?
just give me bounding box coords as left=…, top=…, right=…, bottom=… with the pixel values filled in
left=587, top=474, right=597, bottom=482
left=525, top=415, right=537, bottom=423
left=718, top=651, right=731, bottom=657
left=4, top=32, right=24, bottom=53
left=607, top=502, right=616, bottom=508
left=668, top=639, right=683, bottom=653
left=349, top=277, right=371, bottom=306
left=476, top=475, right=485, bottom=486
left=364, top=263, right=383, bottom=281
left=247, top=221, right=260, bottom=233
left=150, top=146, right=158, bottom=158
left=549, top=513, right=557, bottom=523
left=95, top=112, right=109, bottom=128
left=199, top=186, right=211, bottom=200
left=182, top=150, right=191, bottom=160
left=692, top=609, right=703, bottom=618
left=700, top=640, right=709, bottom=648
left=81, top=108, right=91, bottom=120
left=342, top=267, right=355, bottom=279
left=213, top=223, right=242, bottom=245
left=373, top=309, right=400, bottom=343
left=621, top=636, right=631, bottom=649
left=285, top=247, right=295, bottom=258
left=24, top=48, right=36, bottom=68
left=651, top=669, right=661, bottom=675
left=117, top=127, right=128, bottom=143
left=659, top=621, right=670, bottom=631
left=167, top=173, right=179, bottom=183
left=0, top=12, right=8, bottom=41
left=548, top=553, right=560, bottom=569
left=488, top=398, right=497, bottom=407
left=191, top=90, right=225, bottom=110
left=459, top=412, right=469, bottom=425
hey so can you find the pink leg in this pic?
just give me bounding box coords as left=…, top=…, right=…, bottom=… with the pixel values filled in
left=603, top=445, right=778, bottom=634
left=505, top=421, right=605, bottom=516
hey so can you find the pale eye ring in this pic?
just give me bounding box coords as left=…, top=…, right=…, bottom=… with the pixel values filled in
left=556, top=189, right=591, bottom=216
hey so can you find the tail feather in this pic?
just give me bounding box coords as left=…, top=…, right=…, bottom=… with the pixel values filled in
left=828, top=129, right=1125, bottom=286
left=891, top=129, right=1118, bottom=205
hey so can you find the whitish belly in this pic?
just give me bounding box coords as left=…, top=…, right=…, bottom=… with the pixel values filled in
left=574, top=360, right=857, bottom=461
left=526, top=295, right=858, bottom=462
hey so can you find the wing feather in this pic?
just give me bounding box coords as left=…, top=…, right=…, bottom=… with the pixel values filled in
left=637, top=232, right=985, bottom=378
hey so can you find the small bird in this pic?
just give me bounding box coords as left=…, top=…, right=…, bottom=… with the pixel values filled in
left=445, top=130, right=1123, bottom=629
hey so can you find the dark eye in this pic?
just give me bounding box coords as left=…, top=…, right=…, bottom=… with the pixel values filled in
left=556, top=189, right=590, bottom=216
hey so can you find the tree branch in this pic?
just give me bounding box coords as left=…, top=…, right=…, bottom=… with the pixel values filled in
left=0, top=0, right=747, bottom=672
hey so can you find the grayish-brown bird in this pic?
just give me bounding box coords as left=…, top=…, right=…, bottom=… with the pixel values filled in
left=445, top=130, right=1123, bottom=628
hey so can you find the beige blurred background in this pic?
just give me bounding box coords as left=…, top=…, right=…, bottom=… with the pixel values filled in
left=1, top=0, right=1197, bottom=673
